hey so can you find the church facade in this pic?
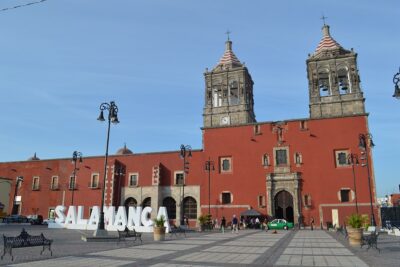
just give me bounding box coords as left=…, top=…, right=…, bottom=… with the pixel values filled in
left=0, top=25, right=379, bottom=228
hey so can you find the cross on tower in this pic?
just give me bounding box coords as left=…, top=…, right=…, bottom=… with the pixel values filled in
left=320, top=15, right=328, bottom=26
left=225, top=30, right=231, bottom=41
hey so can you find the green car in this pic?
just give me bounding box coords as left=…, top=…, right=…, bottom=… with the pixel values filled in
left=267, top=219, right=294, bottom=230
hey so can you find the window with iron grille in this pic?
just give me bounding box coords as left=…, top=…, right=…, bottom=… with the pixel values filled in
left=276, top=149, right=287, bottom=165
left=50, top=176, right=58, bottom=190
left=221, top=192, right=232, bottom=204
left=91, top=174, right=99, bottom=188
left=129, top=173, right=138, bottom=186
left=335, top=150, right=349, bottom=167
left=220, top=157, right=232, bottom=172
left=340, top=189, right=350, bottom=202
left=175, top=172, right=184, bottom=185
left=32, top=177, right=40, bottom=190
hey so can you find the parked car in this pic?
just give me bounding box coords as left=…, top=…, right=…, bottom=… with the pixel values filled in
left=267, top=219, right=294, bottom=230
left=4, top=214, right=29, bottom=223
left=28, top=215, right=44, bottom=225
left=43, top=218, right=56, bottom=225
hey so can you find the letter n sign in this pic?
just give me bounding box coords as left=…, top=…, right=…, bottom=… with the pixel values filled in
left=152, top=165, right=160, bottom=185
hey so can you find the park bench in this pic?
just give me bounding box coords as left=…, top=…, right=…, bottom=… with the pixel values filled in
left=169, top=225, right=186, bottom=238
left=1, top=228, right=53, bottom=261
left=361, top=227, right=380, bottom=253
left=337, top=225, right=348, bottom=239
left=117, top=227, right=142, bottom=243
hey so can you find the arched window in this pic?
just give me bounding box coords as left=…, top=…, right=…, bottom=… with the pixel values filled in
left=318, top=69, right=330, bottom=96
left=142, top=197, right=151, bottom=208
left=213, top=85, right=222, bottom=107
left=183, top=196, right=197, bottom=219
left=229, top=80, right=239, bottom=105
left=337, top=68, right=350, bottom=94
left=124, top=197, right=137, bottom=208
left=163, top=197, right=176, bottom=219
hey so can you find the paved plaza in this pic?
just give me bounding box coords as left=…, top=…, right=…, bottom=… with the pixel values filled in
left=0, top=226, right=399, bottom=266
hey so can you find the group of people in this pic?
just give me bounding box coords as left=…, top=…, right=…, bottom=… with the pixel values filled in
left=214, top=215, right=315, bottom=233
left=218, top=215, right=260, bottom=234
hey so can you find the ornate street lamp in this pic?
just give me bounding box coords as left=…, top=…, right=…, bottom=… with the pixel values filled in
left=180, top=144, right=192, bottom=226
left=393, top=67, right=400, bottom=99
left=204, top=158, right=215, bottom=216
left=12, top=176, right=23, bottom=215
left=71, top=151, right=83, bottom=205
left=347, top=153, right=359, bottom=214
left=94, top=101, right=119, bottom=237
left=358, top=133, right=376, bottom=226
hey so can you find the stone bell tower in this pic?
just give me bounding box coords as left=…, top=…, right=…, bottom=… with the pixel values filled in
left=307, top=24, right=366, bottom=119
left=203, top=39, right=256, bottom=127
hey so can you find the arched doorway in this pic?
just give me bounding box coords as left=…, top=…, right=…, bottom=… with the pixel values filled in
left=124, top=197, right=137, bottom=214
left=142, top=197, right=151, bottom=208
left=274, top=190, right=294, bottom=222
left=183, top=196, right=197, bottom=219
left=163, top=197, right=176, bottom=219
left=124, top=197, right=137, bottom=208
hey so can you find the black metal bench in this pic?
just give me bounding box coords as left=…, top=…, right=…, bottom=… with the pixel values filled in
left=169, top=225, right=186, bottom=237
left=1, top=228, right=53, bottom=261
left=361, top=231, right=380, bottom=253
left=337, top=226, right=348, bottom=239
left=117, top=227, right=142, bottom=243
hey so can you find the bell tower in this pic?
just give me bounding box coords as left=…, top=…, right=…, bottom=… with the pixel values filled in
left=203, top=39, right=256, bottom=127
left=307, top=24, right=366, bottom=119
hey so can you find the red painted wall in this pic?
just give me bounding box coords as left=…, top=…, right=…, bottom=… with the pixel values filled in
left=0, top=115, right=379, bottom=227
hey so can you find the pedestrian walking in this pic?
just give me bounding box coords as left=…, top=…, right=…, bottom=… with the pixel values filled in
left=221, top=216, right=226, bottom=234
left=310, top=217, right=315, bottom=231
left=232, top=214, right=239, bottom=233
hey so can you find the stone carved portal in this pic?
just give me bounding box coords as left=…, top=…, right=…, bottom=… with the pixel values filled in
left=274, top=190, right=294, bottom=222
left=266, top=172, right=301, bottom=224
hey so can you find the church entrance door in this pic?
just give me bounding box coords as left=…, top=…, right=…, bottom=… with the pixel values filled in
left=274, top=190, right=294, bottom=223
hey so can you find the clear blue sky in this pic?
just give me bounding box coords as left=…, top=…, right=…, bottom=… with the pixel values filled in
left=0, top=0, right=398, bottom=197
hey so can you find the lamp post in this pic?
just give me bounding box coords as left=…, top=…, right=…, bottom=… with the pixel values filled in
left=393, top=67, right=400, bottom=99
left=347, top=153, right=359, bottom=214
left=94, top=101, right=119, bottom=237
left=204, top=158, right=215, bottom=216
left=358, top=133, right=376, bottom=226
left=71, top=151, right=82, bottom=206
left=180, top=144, right=192, bottom=226
left=12, top=176, right=23, bottom=215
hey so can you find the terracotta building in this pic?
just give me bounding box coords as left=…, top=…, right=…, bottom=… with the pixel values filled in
left=0, top=25, right=379, bottom=228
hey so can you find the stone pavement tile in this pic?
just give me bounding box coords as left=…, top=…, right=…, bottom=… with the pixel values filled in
left=89, top=247, right=173, bottom=259
left=138, top=243, right=199, bottom=251
left=203, top=245, right=268, bottom=253
left=323, top=255, right=341, bottom=266
left=174, top=251, right=261, bottom=265
left=288, top=255, right=303, bottom=265
left=162, top=239, right=216, bottom=245
left=313, top=256, right=328, bottom=266
left=150, top=264, right=214, bottom=267
left=10, top=256, right=133, bottom=267
left=275, top=254, right=291, bottom=265
left=276, top=231, right=369, bottom=267
left=302, top=255, right=315, bottom=266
